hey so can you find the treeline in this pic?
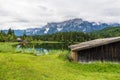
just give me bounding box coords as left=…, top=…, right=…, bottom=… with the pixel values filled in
left=1, top=27, right=120, bottom=42
left=32, top=32, right=98, bottom=42
left=32, top=27, right=120, bottom=42
left=0, top=28, right=32, bottom=42
left=0, top=28, right=16, bottom=42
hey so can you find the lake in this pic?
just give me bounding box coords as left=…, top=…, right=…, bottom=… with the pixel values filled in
left=16, top=42, right=72, bottom=55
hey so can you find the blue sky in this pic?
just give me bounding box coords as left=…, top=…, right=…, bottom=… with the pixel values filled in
left=0, top=0, right=120, bottom=29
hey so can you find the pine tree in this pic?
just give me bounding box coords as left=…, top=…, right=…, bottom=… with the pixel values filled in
left=7, top=28, right=13, bottom=35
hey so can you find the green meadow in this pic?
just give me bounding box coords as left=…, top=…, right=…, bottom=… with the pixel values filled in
left=0, top=42, right=120, bottom=80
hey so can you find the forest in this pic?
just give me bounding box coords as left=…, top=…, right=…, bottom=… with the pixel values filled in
left=0, top=28, right=16, bottom=42
left=0, top=27, right=120, bottom=42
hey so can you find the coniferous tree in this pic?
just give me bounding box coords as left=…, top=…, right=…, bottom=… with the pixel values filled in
left=7, top=28, right=13, bottom=35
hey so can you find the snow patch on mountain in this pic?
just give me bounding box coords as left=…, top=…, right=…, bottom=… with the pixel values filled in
left=33, top=30, right=38, bottom=34
left=83, top=28, right=87, bottom=32
left=57, top=28, right=63, bottom=31
left=10, top=18, right=120, bottom=36
left=44, top=28, right=49, bottom=34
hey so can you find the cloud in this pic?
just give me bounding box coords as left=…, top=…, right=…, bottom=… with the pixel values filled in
left=0, top=0, right=120, bottom=29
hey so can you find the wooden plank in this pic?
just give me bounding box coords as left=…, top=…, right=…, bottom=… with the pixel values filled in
left=71, top=51, right=78, bottom=62
left=76, top=41, right=120, bottom=62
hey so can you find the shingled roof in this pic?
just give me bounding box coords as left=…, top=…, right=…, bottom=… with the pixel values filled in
left=69, top=37, right=120, bottom=51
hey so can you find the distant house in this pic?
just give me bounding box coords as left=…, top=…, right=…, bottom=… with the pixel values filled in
left=16, top=37, right=30, bottom=48
left=69, top=37, right=120, bottom=62
left=17, top=38, right=22, bottom=42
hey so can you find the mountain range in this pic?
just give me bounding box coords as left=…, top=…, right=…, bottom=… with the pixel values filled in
left=3, top=18, right=120, bottom=36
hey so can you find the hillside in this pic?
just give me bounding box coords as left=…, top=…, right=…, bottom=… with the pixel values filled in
left=91, top=27, right=120, bottom=38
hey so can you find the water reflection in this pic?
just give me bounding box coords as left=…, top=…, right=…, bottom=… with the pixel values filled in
left=34, top=48, right=48, bottom=56
left=16, top=42, right=71, bottom=55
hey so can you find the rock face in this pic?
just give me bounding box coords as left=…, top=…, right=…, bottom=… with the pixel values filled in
left=25, top=18, right=120, bottom=35
left=3, top=18, right=120, bottom=36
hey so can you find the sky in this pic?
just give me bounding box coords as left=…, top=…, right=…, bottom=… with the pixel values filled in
left=0, top=0, right=120, bottom=30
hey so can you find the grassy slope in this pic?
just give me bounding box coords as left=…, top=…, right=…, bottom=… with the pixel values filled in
left=0, top=43, right=120, bottom=80
left=0, top=53, right=120, bottom=80
left=91, top=27, right=120, bottom=37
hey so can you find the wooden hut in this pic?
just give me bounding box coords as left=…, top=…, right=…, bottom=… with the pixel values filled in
left=17, top=38, right=22, bottom=42
left=69, top=37, right=120, bottom=62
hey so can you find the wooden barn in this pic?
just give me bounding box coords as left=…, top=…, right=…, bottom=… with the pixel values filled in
left=69, top=37, right=120, bottom=62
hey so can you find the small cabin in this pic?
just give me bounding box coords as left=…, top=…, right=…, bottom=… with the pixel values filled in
left=17, top=38, right=22, bottom=42
left=69, top=37, right=120, bottom=62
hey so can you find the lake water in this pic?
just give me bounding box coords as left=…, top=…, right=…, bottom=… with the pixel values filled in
left=16, top=42, right=72, bottom=55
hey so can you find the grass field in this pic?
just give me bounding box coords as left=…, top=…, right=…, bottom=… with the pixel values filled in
left=0, top=42, right=120, bottom=80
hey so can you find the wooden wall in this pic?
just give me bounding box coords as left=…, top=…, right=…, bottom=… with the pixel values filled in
left=71, top=51, right=78, bottom=62
left=77, top=41, right=120, bottom=62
